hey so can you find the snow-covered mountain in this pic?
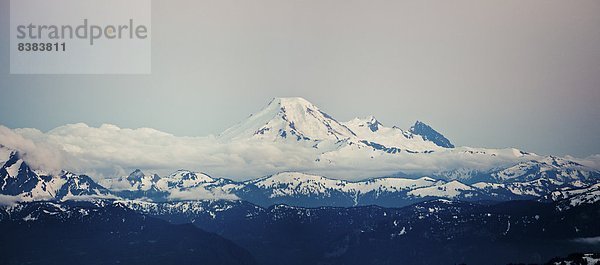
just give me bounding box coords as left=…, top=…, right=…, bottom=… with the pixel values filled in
left=100, top=169, right=238, bottom=201
left=1, top=97, right=599, bottom=208
left=407, top=180, right=479, bottom=199
left=5, top=97, right=586, bottom=181
left=490, top=156, right=598, bottom=183
left=101, top=168, right=600, bottom=207
left=101, top=170, right=454, bottom=207
left=219, top=97, right=356, bottom=142
left=0, top=151, right=113, bottom=202
left=342, top=116, right=442, bottom=152
left=235, top=172, right=487, bottom=207
left=466, top=156, right=600, bottom=198
left=219, top=97, right=455, bottom=154
left=216, top=98, right=541, bottom=185
left=218, top=97, right=572, bottom=182
left=3, top=142, right=600, bottom=208
left=550, top=183, right=600, bottom=210
left=1, top=147, right=597, bottom=207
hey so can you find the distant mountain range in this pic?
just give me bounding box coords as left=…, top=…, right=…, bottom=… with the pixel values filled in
left=2, top=148, right=599, bottom=208
left=4, top=97, right=598, bottom=180
left=1, top=97, right=598, bottom=208
left=1, top=97, right=599, bottom=265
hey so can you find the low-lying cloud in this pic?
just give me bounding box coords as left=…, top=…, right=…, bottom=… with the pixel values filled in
left=1, top=123, right=596, bottom=182
left=0, top=125, right=63, bottom=174
left=3, top=123, right=323, bottom=180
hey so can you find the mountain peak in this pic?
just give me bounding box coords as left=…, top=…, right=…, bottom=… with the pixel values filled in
left=167, top=170, right=214, bottom=183
left=362, top=116, right=382, bottom=131
left=264, top=97, right=319, bottom=114
left=409, top=121, right=454, bottom=148
left=220, top=97, right=355, bottom=142
left=127, top=169, right=145, bottom=182
left=272, top=97, right=313, bottom=107
left=344, top=116, right=383, bottom=133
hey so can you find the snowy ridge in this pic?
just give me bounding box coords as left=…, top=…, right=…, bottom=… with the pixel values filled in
left=342, top=116, right=442, bottom=152
left=407, top=180, right=477, bottom=199
left=491, top=156, right=597, bottom=183
left=550, top=183, right=600, bottom=210
left=101, top=169, right=237, bottom=201
left=112, top=199, right=259, bottom=219
left=102, top=166, right=600, bottom=207
left=245, top=172, right=350, bottom=198
left=467, top=156, right=600, bottom=199
left=244, top=172, right=443, bottom=199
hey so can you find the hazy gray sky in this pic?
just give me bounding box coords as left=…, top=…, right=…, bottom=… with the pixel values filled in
left=0, top=0, right=599, bottom=157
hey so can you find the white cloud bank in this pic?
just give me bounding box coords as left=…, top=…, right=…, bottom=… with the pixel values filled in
left=0, top=125, right=63, bottom=174
left=567, top=154, right=600, bottom=171
left=2, top=123, right=322, bottom=180
left=1, top=123, right=597, bottom=182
